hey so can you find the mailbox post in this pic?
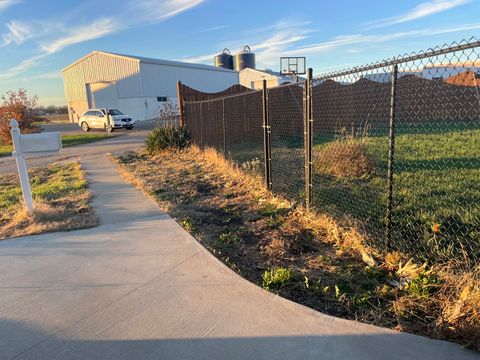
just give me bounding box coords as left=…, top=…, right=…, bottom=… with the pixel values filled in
left=10, top=119, right=62, bottom=213
left=10, top=119, right=34, bottom=212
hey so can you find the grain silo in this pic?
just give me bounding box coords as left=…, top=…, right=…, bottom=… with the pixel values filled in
left=234, top=46, right=256, bottom=71
left=214, top=48, right=234, bottom=70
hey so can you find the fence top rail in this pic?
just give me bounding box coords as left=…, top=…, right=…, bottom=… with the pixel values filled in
left=267, top=80, right=306, bottom=91
left=315, top=38, right=480, bottom=81
left=184, top=88, right=263, bottom=105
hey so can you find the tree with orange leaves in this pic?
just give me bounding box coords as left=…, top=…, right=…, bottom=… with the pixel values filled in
left=0, top=89, right=41, bottom=145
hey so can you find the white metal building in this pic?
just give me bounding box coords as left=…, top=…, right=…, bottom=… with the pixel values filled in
left=239, top=68, right=294, bottom=89
left=62, top=51, right=239, bottom=122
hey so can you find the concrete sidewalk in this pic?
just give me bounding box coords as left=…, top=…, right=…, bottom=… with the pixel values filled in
left=0, top=155, right=477, bottom=360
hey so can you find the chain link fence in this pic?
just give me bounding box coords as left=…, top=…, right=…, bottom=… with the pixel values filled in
left=184, top=91, right=264, bottom=176
left=182, top=39, right=480, bottom=262
left=268, top=82, right=305, bottom=198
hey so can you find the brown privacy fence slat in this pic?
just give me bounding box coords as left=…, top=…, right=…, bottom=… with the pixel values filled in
left=178, top=83, right=252, bottom=102
left=181, top=38, right=480, bottom=264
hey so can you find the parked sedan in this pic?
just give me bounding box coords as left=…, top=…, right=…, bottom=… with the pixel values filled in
left=78, top=108, right=135, bottom=132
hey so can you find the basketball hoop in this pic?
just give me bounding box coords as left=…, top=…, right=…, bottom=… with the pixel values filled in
left=280, top=57, right=306, bottom=82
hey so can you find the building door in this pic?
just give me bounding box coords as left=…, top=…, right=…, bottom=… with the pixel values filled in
left=87, top=82, right=119, bottom=110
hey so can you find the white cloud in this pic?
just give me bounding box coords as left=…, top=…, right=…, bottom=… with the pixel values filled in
left=0, top=0, right=19, bottom=12
left=287, top=22, right=480, bottom=56
left=0, top=53, right=47, bottom=80
left=182, top=20, right=480, bottom=71
left=0, top=70, right=60, bottom=85
left=40, top=18, right=119, bottom=54
left=30, top=71, right=61, bottom=80
left=1, top=20, right=33, bottom=46
left=0, top=0, right=205, bottom=79
left=2, top=19, right=117, bottom=79
left=182, top=19, right=312, bottom=68
left=364, top=0, right=471, bottom=30
left=197, top=24, right=229, bottom=33
left=126, top=0, right=205, bottom=24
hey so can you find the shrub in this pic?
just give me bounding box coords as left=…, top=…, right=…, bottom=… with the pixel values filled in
left=145, top=126, right=191, bottom=154
left=262, top=267, right=295, bottom=291
left=315, top=138, right=376, bottom=179
left=0, top=89, right=41, bottom=144
left=154, top=99, right=179, bottom=128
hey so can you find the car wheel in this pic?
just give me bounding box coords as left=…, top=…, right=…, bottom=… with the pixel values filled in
left=126, top=126, right=133, bottom=130
left=81, top=122, right=89, bottom=132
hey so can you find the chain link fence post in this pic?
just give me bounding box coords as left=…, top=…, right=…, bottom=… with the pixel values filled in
left=385, top=64, right=399, bottom=252
left=262, top=80, right=272, bottom=190
left=304, top=68, right=313, bottom=209
left=176, top=81, right=184, bottom=127
left=222, top=98, right=226, bottom=156
left=199, top=102, right=203, bottom=148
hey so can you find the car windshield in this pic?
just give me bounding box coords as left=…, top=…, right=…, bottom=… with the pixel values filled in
left=107, top=109, right=123, bottom=115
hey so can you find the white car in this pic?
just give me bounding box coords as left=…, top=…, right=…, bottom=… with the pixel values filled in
left=78, top=108, right=135, bottom=132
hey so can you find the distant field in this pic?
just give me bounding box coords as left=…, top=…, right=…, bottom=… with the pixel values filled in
left=0, top=133, right=113, bottom=157
left=35, top=114, right=71, bottom=124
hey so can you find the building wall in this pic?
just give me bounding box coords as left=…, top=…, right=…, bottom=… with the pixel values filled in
left=63, top=52, right=239, bottom=122
left=140, top=63, right=239, bottom=98
left=445, top=70, right=480, bottom=86
left=251, top=79, right=278, bottom=89
left=117, top=97, right=172, bottom=121
left=421, top=66, right=480, bottom=79
left=63, top=52, right=143, bottom=122
left=239, top=68, right=280, bottom=89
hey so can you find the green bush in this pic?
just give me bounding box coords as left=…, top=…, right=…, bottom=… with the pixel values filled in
left=145, top=126, right=191, bottom=154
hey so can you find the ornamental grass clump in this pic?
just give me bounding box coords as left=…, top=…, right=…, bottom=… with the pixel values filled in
left=145, top=126, right=191, bottom=154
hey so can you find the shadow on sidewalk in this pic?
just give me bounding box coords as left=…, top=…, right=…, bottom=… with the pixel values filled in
left=0, top=319, right=476, bottom=360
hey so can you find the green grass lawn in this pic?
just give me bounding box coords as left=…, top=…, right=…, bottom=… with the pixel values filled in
left=0, top=133, right=113, bottom=157
left=0, top=143, right=11, bottom=157
left=0, top=162, right=97, bottom=239
left=312, top=122, right=480, bottom=261
left=194, top=121, right=479, bottom=261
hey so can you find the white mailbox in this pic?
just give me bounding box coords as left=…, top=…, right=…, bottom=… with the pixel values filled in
left=19, top=132, right=62, bottom=154
left=10, top=119, right=62, bottom=213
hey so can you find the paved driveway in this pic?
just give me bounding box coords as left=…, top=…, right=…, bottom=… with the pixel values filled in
left=39, top=120, right=155, bottom=136
left=0, top=120, right=154, bottom=175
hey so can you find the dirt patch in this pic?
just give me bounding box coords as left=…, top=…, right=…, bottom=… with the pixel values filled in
left=0, top=162, right=98, bottom=239
left=114, top=146, right=479, bottom=352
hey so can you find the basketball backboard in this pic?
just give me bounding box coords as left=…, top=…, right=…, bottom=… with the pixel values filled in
left=280, top=57, right=306, bottom=75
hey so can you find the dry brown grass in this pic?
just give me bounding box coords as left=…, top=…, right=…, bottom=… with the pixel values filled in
left=114, top=145, right=479, bottom=352
left=436, top=262, right=480, bottom=349
left=0, top=162, right=98, bottom=240
left=315, top=139, right=376, bottom=179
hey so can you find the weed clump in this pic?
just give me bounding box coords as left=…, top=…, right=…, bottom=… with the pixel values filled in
left=262, top=267, right=295, bottom=291
left=315, top=139, right=376, bottom=179
left=180, top=217, right=194, bottom=233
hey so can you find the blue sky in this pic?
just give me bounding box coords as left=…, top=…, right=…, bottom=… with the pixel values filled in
left=0, top=0, right=479, bottom=105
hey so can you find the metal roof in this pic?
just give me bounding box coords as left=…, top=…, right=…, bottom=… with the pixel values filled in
left=62, top=50, right=237, bottom=73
